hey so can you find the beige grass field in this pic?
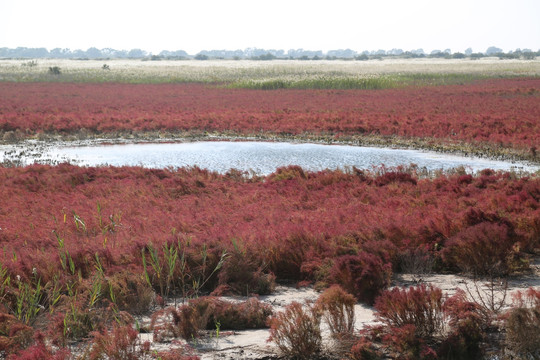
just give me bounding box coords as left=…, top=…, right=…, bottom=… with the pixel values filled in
left=1, top=57, right=539, bottom=83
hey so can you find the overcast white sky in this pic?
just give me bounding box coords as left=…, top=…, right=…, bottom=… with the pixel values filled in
left=0, top=0, right=539, bottom=54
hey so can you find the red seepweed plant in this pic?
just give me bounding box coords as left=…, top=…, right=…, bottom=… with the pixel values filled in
left=0, top=78, right=539, bottom=154
left=268, top=301, right=322, bottom=360
left=0, top=164, right=538, bottom=355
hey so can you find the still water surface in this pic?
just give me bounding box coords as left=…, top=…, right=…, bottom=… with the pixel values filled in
left=32, top=141, right=538, bottom=175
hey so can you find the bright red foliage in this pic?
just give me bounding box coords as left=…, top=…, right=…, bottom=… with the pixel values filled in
left=0, top=78, right=539, bottom=149
left=0, top=164, right=538, bottom=353
left=0, top=165, right=537, bottom=285
left=329, top=253, right=392, bottom=304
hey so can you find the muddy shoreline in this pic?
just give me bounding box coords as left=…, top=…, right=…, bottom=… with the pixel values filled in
left=1, top=131, right=538, bottom=167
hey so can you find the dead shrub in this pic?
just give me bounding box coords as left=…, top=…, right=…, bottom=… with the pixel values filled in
left=217, top=247, right=276, bottom=295
left=2, top=131, right=17, bottom=142
left=463, top=276, right=509, bottom=320
left=504, top=288, right=540, bottom=358
left=152, top=304, right=203, bottom=341
left=315, top=285, right=356, bottom=340
left=46, top=297, right=133, bottom=347
left=505, top=307, right=540, bottom=358
left=268, top=165, right=307, bottom=181
left=151, top=297, right=272, bottom=342
left=399, top=246, right=434, bottom=282
left=106, top=271, right=154, bottom=314
left=268, top=301, right=322, bottom=359
left=191, top=296, right=272, bottom=330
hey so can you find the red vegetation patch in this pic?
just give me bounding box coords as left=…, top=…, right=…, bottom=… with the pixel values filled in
left=374, top=284, right=445, bottom=339
left=329, top=253, right=392, bottom=305
left=368, top=285, right=487, bottom=359
left=1, top=78, right=539, bottom=149
left=442, top=221, right=523, bottom=276
left=0, top=310, right=34, bottom=356
left=88, top=324, right=150, bottom=360
left=0, top=165, right=537, bottom=286
left=0, top=164, right=538, bottom=352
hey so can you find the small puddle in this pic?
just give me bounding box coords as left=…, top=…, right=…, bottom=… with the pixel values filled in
left=1, top=141, right=538, bottom=175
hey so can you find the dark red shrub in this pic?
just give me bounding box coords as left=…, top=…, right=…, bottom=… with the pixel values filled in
left=457, top=174, right=473, bottom=185
left=374, top=284, right=445, bottom=339
left=442, top=222, right=523, bottom=275
left=0, top=163, right=538, bottom=350
left=88, top=324, right=150, bottom=360
left=361, top=239, right=399, bottom=268
left=329, top=252, right=392, bottom=304
left=443, top=289, right=486, bottom=330
left=462, top=208, right=507, bottom=227
left=162, top=305, right=202, bottom=341
left=0, top=311, right=34, bottom=356
left=349, top=338, right=382, bottom=360
left=479, top=169, right=496, bottom=177
left=381, top=325, right=437, bottom=360
left=439, top=289, right=485, bottom=359
left=7, top=335, right=70, bottom=360
left=516, top=210, right=540, bottom=253
left=7, top=345, right=65, bottom=360
left=511, top=287, right=540, bottom=309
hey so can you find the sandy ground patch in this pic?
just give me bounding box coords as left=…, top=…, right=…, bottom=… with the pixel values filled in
left=136, top=257, right=539, bottom=359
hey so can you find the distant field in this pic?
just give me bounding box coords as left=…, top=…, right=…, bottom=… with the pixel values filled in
left=0, top=58, right=539, bottom=85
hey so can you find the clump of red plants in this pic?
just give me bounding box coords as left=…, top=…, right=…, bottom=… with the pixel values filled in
left=347, top=284, right=540, bottom=360
left=0, top=163, right=538, bottom=356
left=150, top=297, right=272, bottom=342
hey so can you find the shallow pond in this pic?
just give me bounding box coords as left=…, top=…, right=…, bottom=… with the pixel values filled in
left=1, top=141, right=538, bottom=175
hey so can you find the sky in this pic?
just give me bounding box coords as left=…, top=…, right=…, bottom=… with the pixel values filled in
left=0, top=0, right=539, bottom=54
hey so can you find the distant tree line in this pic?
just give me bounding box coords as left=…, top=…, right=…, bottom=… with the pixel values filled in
left=0, top=47, right=188, bottom=59
left=0, top=46, right=538, bottom=60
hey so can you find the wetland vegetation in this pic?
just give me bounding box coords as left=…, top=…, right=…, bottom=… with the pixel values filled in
left=0, top=58, right=539, bottom=359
